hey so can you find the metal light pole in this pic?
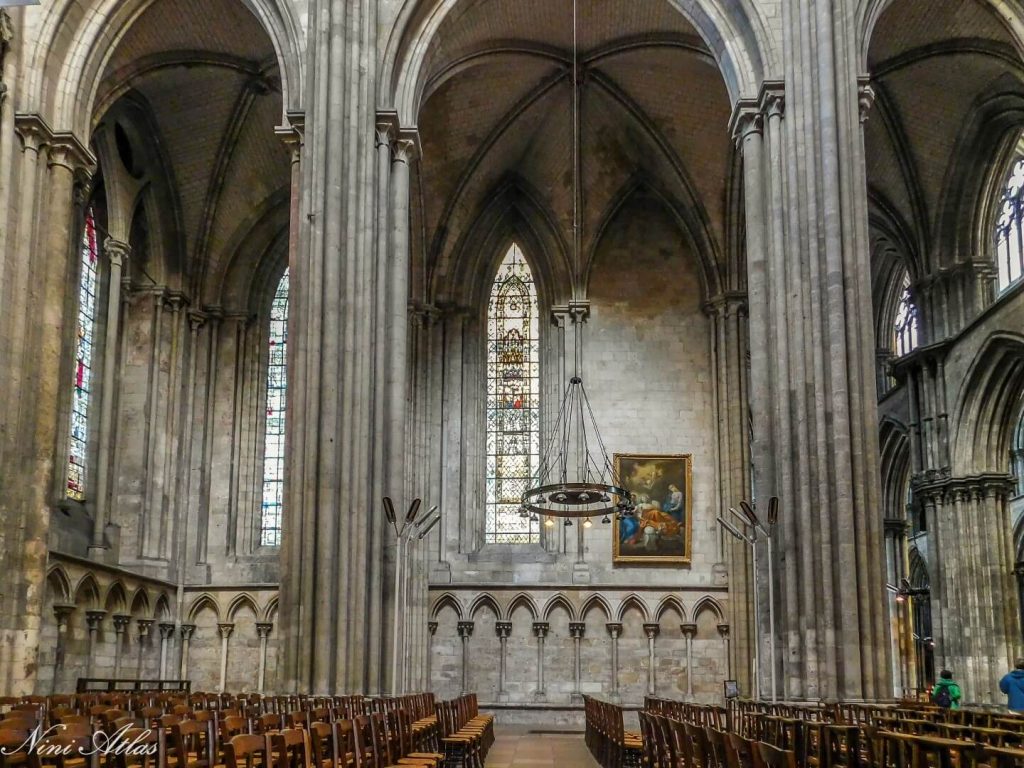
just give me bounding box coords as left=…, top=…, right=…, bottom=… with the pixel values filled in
left=384, top=497, right=440, bottom=694
left=717, top=496, right=779, bottom=703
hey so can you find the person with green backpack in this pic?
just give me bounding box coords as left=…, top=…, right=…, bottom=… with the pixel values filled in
left=931, top=669, right=963, bottom=710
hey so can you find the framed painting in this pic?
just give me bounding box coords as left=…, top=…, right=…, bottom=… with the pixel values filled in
left=612, top=453, right=692, bottom=565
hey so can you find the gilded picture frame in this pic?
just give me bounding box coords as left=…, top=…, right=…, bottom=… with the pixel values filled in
left=612, top=453, right=692, bottom=565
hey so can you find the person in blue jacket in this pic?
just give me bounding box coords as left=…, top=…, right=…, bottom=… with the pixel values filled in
left=999, top=659, right=1024, bottom=713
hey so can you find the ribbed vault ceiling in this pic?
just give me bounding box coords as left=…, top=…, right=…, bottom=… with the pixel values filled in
left=412, top=0, right=735, bottom=303
left=93, top=0, right=289, bottom=304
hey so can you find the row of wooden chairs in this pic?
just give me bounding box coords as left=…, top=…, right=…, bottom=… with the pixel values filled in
left=433, top=696, right=492, bottom=768
left=584, top=696, right=643, bottom=768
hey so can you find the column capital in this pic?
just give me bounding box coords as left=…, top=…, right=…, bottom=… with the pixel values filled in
left=728, top=101, right=763, bottom=147
left=158, top=622, right=176, bottom=640
left=569, top=622, right=586, bottom=638
left=702, top=291, right=748, bottom=319
left=428, top=621, right=438, bottom=636
left=274, top=111, right=305, bottom=161
left=757, top=81, right=786, bottom=120
left=532, top=621, right=550, bottom=638
left=883, top=517, right=908, bottom=535
left=717, top=623, right=730, bottom=639
left=180, top=623, right=196, bottom=640
left=256, top=623, right=274, bottom=638
left=643, top=623, right=661, bottom=639
left=605, top=622, right=623, bottom=638
left=47, top=132, right=97, bottom=175
left=456, top=621, right=474, bottom=638
left=112, top=614, right=132, bottom=632
left=53, top=604, right=76, bottom=624
left=495, top=621, right=513, bottom=639
left=217, top=623, right=235, bottom=639
left=85, top=609, right=107, bottom=629
left=391, top=129, right=419, bottom=164
left=103, top=237, right=131, bottom=268
left=681, top=623, right=698, bottom=638
left=14, top=112, right=54, bottom=152
left=136, top=619, right=154, bottom=637
left=858, top=76, right=876, bottom=123
left=375, top=110, right=399, bottom=148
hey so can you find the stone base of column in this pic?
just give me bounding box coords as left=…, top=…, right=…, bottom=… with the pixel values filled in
left=570, top=692, right=583, bottom=704
left=609, top=692, right=621, bottom=704
left=533, top=690, right=547, bottom=703
left=571, top=563, right=591, bottom=584
left=497, top=691, right=510, bottom=703
left=87, top=545, right=109, bottom=562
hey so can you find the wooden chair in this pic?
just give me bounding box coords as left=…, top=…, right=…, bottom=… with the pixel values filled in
left=108, top=727, right=165, bottom=768
left=28, top=722, right=96, bottom=768
left=724, top=733, right=755, bottom=768
left=755, top=743, right=797, bottom=768
left=170, top=718, right=215, bottom=768
left=271, top=728, right=310, bottom=768
left=0, top=727, right=32, bottom=768
left=705, top=727, right=729, bottom=768
left=224, top=734, right=271, bottom=768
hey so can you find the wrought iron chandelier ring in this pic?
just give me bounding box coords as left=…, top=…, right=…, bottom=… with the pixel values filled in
left=521, top=482, right=634, bottom=519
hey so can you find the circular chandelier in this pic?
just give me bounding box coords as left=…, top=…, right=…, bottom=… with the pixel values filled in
left=520, top=376, right=634, bottom=522
left=519, top=0, right=635, bottom=526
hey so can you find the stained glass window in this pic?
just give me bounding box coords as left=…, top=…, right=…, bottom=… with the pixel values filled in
left=485, top=244, right=540, bottom=544
left=893, top=272, right=919, bottom=358
left=67, top=209, right=100, bottom=501
left=261, top=269, right=288, bottom=546
left=996, top=149, right=1024, bottom=292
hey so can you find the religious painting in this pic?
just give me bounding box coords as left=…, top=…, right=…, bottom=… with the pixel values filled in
left=612, top=453, right=692, bottom=565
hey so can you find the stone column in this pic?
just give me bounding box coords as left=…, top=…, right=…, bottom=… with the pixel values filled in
left=682, top=624, right=697, bottom=699
left=728, top=31, right=891, bottom=697
left=217, top=623, right=234, bottom=693
left=0, top=122, right=94, bottom=696
left=495, top=621, right=512, bottom=703
left=427, top=622, right=438, bottom=690
left=457, top=621, right=473, bottom=695
left=158, top=622, right=175, bottom=679
left=112, top=614, right=131, bottom=678
left=569, top=622, right=585, bottom=702
left=179, top=624, right=195, bottom=680
left=51, top=604, right=75, bottom=694
left=88, top=238, right=130, bottom=558
left=643, top=623, right=660, bottom=696
left=85, top=610, right=106, bottom=678
left=135, top=619, right=153, bottom=678
left=277, top=2, right=392, bottom=693
left=717, top=624, right=731, bottom=679
left=533, top=622, right=549, bottom=701
left=606, top=623, right=622, bottom=703
left=256, top=623, right=273, bottom=693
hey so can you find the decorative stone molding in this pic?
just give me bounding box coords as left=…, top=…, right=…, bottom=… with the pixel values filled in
left=179, top=624, right=196, bottom=640
left=217, top=623, right=235, bottom=640
left=375, top=110, right=399, bottom=149
left=428, top=621, right=438, bottom=636
left=103, top=238, right=131, bottom=269
left=643, top=623, right=661, bottom=640
left=569, top=622, right=586, bottom=639
left=112, top=614, right=132, bottom=633
left=495, top=621, right=512, bottom=639
left=857, top=76, right=876, bottom=123
left=85, top=610, right=107, bottom=630
left=256, top=623, right=274, bottom=639
left=717, top=623, right=730, bottom=639
left=158, top=622, right=176, bottom=640
left=681, top=623, right=698, bottom=638
left=702, top=291, right=748, bottom=319
left=391, top=130, right=419, bottom=165
left=456, top=621, right=474, bottom=638
left=605, top=622, right=622, bottom=638
left=532, top=622, right=550, bottom=638
left=14, top=113, right=54, bottom=152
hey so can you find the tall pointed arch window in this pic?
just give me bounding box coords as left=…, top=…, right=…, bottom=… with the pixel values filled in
left=995, top=143, right=1024, bottom=292
left=485, top=244, right=540, bottom=544
left=261, top=269, right=288, bottom=546
left=893, top=272, right=919, bottom=357
left=67, top=209, right=101, bottom=501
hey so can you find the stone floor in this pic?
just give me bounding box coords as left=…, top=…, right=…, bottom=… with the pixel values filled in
left=484, top=725, right=600, bottom=767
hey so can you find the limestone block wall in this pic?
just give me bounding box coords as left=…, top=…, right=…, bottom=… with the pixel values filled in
left=429, top=589, right=729, bottom=706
